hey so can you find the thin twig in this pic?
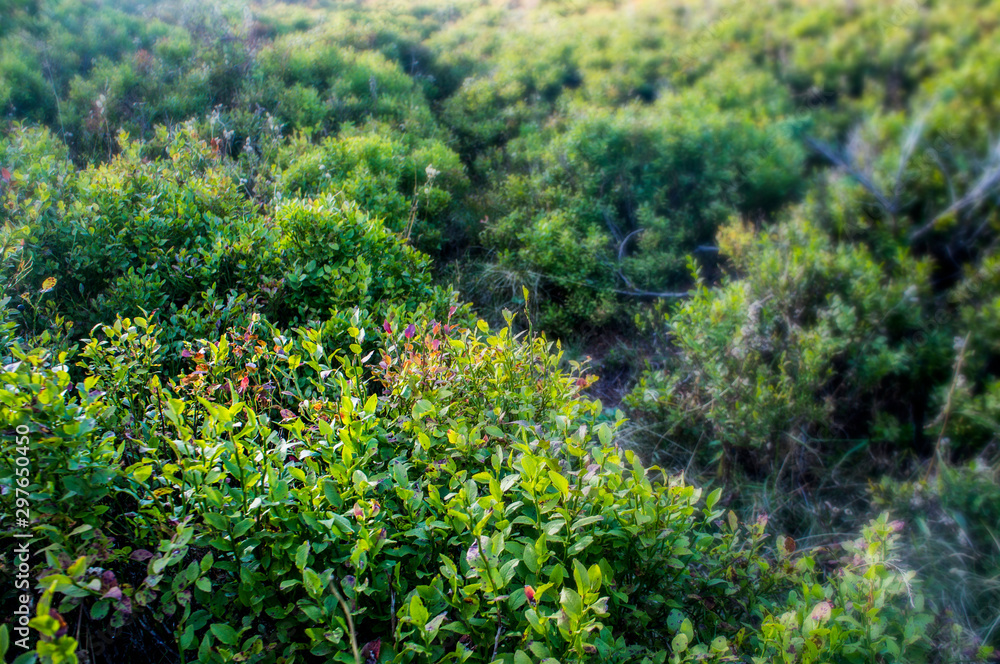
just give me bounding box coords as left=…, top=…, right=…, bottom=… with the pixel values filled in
left=329, top=580, right=361, bottom=664
left=612, top=288, right=691, bottom=298
left=891, top=110, right=929, bottom=213
left=924, top=332, right=971, bottom=480
left=806, top=137, right=895, bottom=214
left=910, top=138, right=1000, bottom=242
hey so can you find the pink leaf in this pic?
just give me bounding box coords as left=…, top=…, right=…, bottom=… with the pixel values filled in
left=404, top=324, right=415, bottom=339
left=130, top=549, right=154, bottom=562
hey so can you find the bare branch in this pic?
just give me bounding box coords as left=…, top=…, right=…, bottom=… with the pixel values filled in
left=910, top=137, right=1000, bottom=243
left=891, top=109, right=929, bottom=211
left=806, top=137, right=896, bottom=214
left=612, top=288, right=691, bottom=298
left=617, top=228, right=645, bottom=263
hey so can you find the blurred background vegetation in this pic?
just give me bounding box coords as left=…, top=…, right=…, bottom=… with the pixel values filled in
left=2, top=0, right=1000, bottom=661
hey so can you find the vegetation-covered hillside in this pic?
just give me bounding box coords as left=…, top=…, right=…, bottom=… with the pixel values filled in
left=1, top=0, right=999, bottom=662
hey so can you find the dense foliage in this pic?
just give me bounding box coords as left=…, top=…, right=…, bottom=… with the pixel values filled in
left=2, top=0, right=1000, bottom=662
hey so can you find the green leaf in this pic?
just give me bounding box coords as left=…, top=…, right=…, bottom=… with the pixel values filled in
left=525, top=608, right=544, bottom=634
left=587, top=564, right=602, bottom=592
left=705, top=487, right=722, bottom=511
left=232, top=518, right=254, bottom=538
left=412, top=399, right=435, bottom=419
left=523, top=543, right=539, bottom=573
left=210, top=623, right=239, bottom=646
left=322, top=480, right=340, bottom=507
left=572, top=559, right=590, bottom=594
left=571, top=515, right=603, bottom=531
left=303, top=568, right=323, bottom=599
left=680, top=618, right=694, bottom=641
left=128, top=463, right=153, bottom=484
left=67, top=556, right=87, bottom=577
left=364, top=394, right=378, bottom=415
left=203, top=513, right=229, bottom=530
left=409, top=594, right=429, bottom=628
left=425, top=612, right=447, bottom=636
left=567, top=535, right=593, bottom=556
left=667, top=609, right=686, bottom=633
left=559, top=587, right=583, bottom=620
left=548, top=470, right=570, bottom=498
left=296, top=542, right=311, bottom=570
left=90, top=601, right=109, bottom=621
left=180, top=625, right=196, bottom=650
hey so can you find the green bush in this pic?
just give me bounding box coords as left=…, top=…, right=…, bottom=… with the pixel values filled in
left=626, top=215, right=950, bottom=472
left=0, top=310, right=941, bottom=664
left=474, top=98, right=806, bottom=334
left=277, top=128, right=467, bottom=255
left=873, top=461, right=1000, bottom=653
left=274, top=196, right=437, bottom=321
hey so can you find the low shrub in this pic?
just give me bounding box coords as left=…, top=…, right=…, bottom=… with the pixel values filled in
left=0, top=309, right=944, bottom=664
left=626, top=215, right=952, bottom=478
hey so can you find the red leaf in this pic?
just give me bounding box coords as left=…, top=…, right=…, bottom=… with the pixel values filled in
left=383, top=319, right=392, bottom=334
left=50, top=609, right=68, bottom=637
left=1, top=167, right=10, bottom=183
left=360, top=638, right=381, bottom=664
left=117, top=596, right=133, bottom=615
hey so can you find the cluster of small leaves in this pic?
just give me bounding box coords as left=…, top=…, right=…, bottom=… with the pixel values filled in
left=626, top=215, right=951, bottom=472
left=0, top=124, right=457, bottom=369
left=0, top=305, right=942, bottom=664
